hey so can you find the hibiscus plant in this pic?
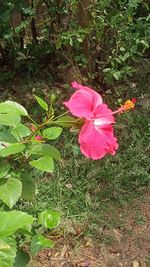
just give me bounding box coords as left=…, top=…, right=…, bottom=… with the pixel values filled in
left=0, top=82, right=135, bottom=266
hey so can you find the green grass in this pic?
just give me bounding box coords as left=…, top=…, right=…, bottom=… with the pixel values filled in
left=21, top=104, right=149, bottom=236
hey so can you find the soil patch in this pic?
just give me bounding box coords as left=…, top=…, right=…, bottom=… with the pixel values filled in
left=30, top=191, right=150, bottom=267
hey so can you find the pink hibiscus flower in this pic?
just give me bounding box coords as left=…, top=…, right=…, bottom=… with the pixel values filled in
left=64, top=81, right=118, bottom=160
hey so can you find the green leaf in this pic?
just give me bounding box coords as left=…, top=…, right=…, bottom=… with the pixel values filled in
left=43, top=127, right=62, bottom=140
left=0, top=113, right=21, bottom=127
left=17, top=226, right=32, bottom=237
left=74, top=55, right=81, bottom=62
left=0, top=237, right=17, bottom=267
left=38, top=210, right=60, bottom=229
left=140, top=39, right=149, bottom=48
left=29, top=156, right=54, bottom=172
left=0, top=161, right=10, bottom=178
left=21, top=175, right=35, bottom=201
left=34, top=95, right=48, bottom=111
left=0, top=129, right=17, bottom=143
left=0, top=143, right=25, bottom=157
left=0, top=178, right=22, bottom=208
left=81, top=56, right=88, bottom=65
left=113, top=71, right=121, bottom=80
left=28, top=143, right=61, bottom=160
left=55, top=115, right=78, bottom=127
left=0, top=211, right=34, bottom=238
left=143, top=2, right=149, bottom=10
left=11, top=124, right=31, bottom=141
left=0, top=101, right=28, bottom=116
left=31, top=234, right=55, bottom=256
left=120, top=47, right=125, bottom=51
left=14, top=249, right=30, bottom=267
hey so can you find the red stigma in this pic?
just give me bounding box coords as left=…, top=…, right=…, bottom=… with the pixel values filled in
left=132, top=98, right=137, bottom=104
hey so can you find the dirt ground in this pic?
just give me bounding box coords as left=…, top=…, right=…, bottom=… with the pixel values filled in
left=30, top=191, right=150, bottom=267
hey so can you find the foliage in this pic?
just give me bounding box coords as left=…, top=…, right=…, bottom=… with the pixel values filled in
left=99, top=0, right=150, bottom=82
left=0, top=94, right=79, bottom=266
left=0, top=0, right=150, bottom=82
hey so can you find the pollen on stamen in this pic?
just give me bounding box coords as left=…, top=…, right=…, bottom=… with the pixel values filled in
left=121, top=99, right=136, bottom=112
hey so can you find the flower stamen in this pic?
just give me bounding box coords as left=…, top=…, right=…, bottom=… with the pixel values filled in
left=115, top=98, right=136, bottom=114
left=121, top=100, right=135, bottom=111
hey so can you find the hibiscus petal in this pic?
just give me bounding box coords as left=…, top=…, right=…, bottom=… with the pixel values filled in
left=64, top=90, right=94, bottom=119
left=71, top=81, right=103, bottom=108
left=94, top=104, right=115, bottom=126
left=79, top=121, right=118, bottom=160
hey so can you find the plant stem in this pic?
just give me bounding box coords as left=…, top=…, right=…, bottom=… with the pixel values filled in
left=27, top=115, right=39, bottom=127
left=53, top=111, right=69, bottom=120
left=25, top=111, right=78, bottom=144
